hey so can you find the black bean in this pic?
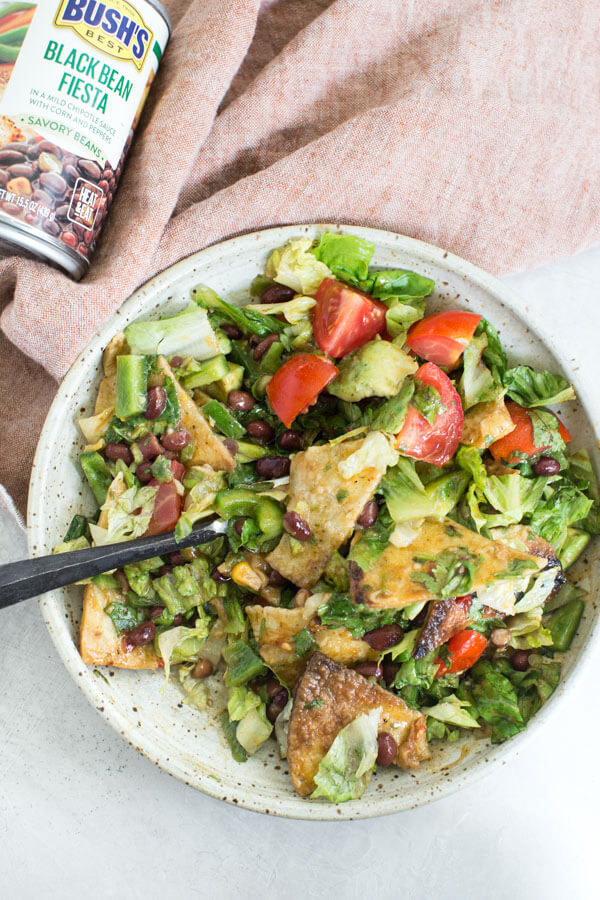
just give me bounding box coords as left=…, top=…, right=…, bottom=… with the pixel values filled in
left=7, top=163, right=34, bottom=178
left=211, top=566, right=231, bottom=583
left=357, top=500, right=378, bottom=528
left=266, top=677, right=283, bottom=699
left=228, top=389, right=255, bottom=411
left=261, top=283, right=295, bottom=303
left=256, top=456, right=290, bottom=478
left=382, top=661, right=400, bottom=686
left=138, top=434, right=164, bottom=460
left=0, top=149, right=26, bottom=165
left=220, top=323, right=243, bottom=340
left=279, top=429, right=303, bottom=451
left=363, top=624, right=403, bottom=651
left=266, top=687, right=289, bottom=723
left=282, top=511, right=311, bottom=541
left=532, top=456, right=561, bottom=476
left=192, top=658, right=213, bottom=679
left=146, top=385, right=167, bottom=420
left=376, top=733, right=398, bottom=766
left=223, top=438, right=238, bottom=456
left=127, top=621, right=156, bottom=647
left=170, top=552, right=186, bottom=566
left=253, top=333, right=280, bottom=360
left=162, top=429, right=191, bottom=451
left=104, top=442, right=133, bottom=463
left=511, top=650, right=531, bottom=671
left=268, top=568, right=287, bottom=587
left=170, top=356, right=183, bottom=367
left=234, top=518, right=247, bottom=536
left=246, top=420, right=274, bottom=442
left=355, top=661, right=383, bottom=679
left=136, top=462, right=153, bottom=483
left=149, top=605, right=165, bottom=619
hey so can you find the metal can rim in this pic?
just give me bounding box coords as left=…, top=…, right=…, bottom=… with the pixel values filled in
left=144, top=0, right=172, bottom=36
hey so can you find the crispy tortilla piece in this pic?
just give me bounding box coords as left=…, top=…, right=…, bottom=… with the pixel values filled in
left=266, top=439, right=384, bottom=588
left=94, top=374, right=116, bottom=415
left=80, top=583, right=159, bottom=668
left=80, top=474, right=159, bottom=668
left=413, top=597, right=471, bottom=660
left=245, top=598, right=377, bottom=687
left=461, top=398, right=515, bottom=449
left=350, top=518, right=545, bottom=610
left=288, top=653, right=430, bottom=797
left=157, top=356, right=235, bottom=471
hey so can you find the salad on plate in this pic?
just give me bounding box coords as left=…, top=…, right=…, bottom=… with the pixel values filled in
left=60, top=231, right=598, bottom=803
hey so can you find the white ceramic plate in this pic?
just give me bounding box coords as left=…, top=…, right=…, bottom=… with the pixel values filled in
left=27, top=225, right=600, bottom=819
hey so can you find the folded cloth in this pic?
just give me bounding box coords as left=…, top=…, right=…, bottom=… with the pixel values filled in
left=1, top=0, right=599, bottom=515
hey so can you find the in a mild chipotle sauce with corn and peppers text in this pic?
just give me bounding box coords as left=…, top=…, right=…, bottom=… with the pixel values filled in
left=0, top=0, right=170, bottom=278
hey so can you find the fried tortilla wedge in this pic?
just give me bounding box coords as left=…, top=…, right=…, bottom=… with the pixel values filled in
left=156, top=356, right=235, bottom=471
left=350, top=518, right=545, bottom=610
left=245, top=597, right=377, bottom=687
left=461, top=398, right=515, bottom=449
left=80, top=474, right=159, bottom=668
left=288, top=653, right=430, bottom=797
left=267, top=439, right=384, bottom=588
left=80, top=582, right=159, bottom=668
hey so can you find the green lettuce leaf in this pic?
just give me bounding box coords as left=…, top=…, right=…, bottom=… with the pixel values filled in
left=156, top=611, right=212, bottom=681
left=178, top=664, right=209, bottom=710
left=311, top=708, right=381, bottom=803
left=227, top=685, right=261, bottom=722
left=235, top=705, right=273, bottom=756
left=459, top=332, right=503, bottom=410
left=311, top=232, right=375, bottom=284
left=476, top=319, right=507, bottom=381
left=529, top=481, right=593, bottom=552
left=422, top=693, right=480, bottom=728
left=317, top=591, right=404, bottom=639
left=125, top=302, right=221, bottom=360
left=266, top=238, right=332, bottom=294
left=503, top=366, right=575, bottom=407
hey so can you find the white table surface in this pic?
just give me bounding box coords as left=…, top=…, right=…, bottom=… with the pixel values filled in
left=2, top=245, right=600, bottom=900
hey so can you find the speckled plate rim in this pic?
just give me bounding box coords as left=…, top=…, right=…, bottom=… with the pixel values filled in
left=27, top=224, right=600, bottom=820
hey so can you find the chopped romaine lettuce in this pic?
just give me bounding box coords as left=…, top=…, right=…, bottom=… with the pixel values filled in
left=175, top=467, right=226, bottom=541
left=311, top=708, right=381, bottom=803
left=179, top=664, right=209, bottom=710
left=459, top=332, right=503, bottom=410
left=503, top=366, right=575, bottom=408
left=529, top=481, right=593, bottom=553
left=235, top=704, right=273, bottom=756
left=156, top=611, right=212, bottom=681
left=194, top=285, right=285, bottom=337
left=371, top=379, right=414, bottom=433
left=223, top=640, right=266, bottom=686
left=476, top=319, right=507, bottom=381
left=311, top=232, right=374, bottom=284
left=89, top=480, right=158, bottom=546
left=227, top=685, right=261, bottom=722
left=247, top=295, right=316, bottom=324
left=337, top=431, right=398, bottom=478
left=380, top=457, right=435, bottom=523
left=125, top=303, right=221, bottom=360
left=317, top=592, right=405, bottom=639
left=347, top=508, right=394, bottom=572
left=266, top=238, right=332, bottom=294
left=423, top=693, right=480, bottom=728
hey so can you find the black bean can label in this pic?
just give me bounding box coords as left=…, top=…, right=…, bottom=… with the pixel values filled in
left=0, top=0, right=170, bottom=278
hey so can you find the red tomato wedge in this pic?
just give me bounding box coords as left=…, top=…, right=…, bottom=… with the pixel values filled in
left=435, top=629, right=487, bottom=678
left=146, top=481, right=183, bottom=536
left=489, top=400, right=572, bottom=464
left=406, top=311, right=482, bottom=369
left=313, top=277, right=387, bottom=357
left=395, top=362, right=464, bottom=467
left=266, top=354, right=338, bottom=427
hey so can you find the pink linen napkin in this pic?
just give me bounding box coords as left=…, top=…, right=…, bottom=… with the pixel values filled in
left=1, top=0, right=599, bottom=513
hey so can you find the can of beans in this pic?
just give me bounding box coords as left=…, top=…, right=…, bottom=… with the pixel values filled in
left=0, top=0, right=170, bottom=279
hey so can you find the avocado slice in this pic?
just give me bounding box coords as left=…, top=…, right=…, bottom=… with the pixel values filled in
left=204, top=362, right=245, bottom=403
left=328, top=339, right=417, bottom=401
